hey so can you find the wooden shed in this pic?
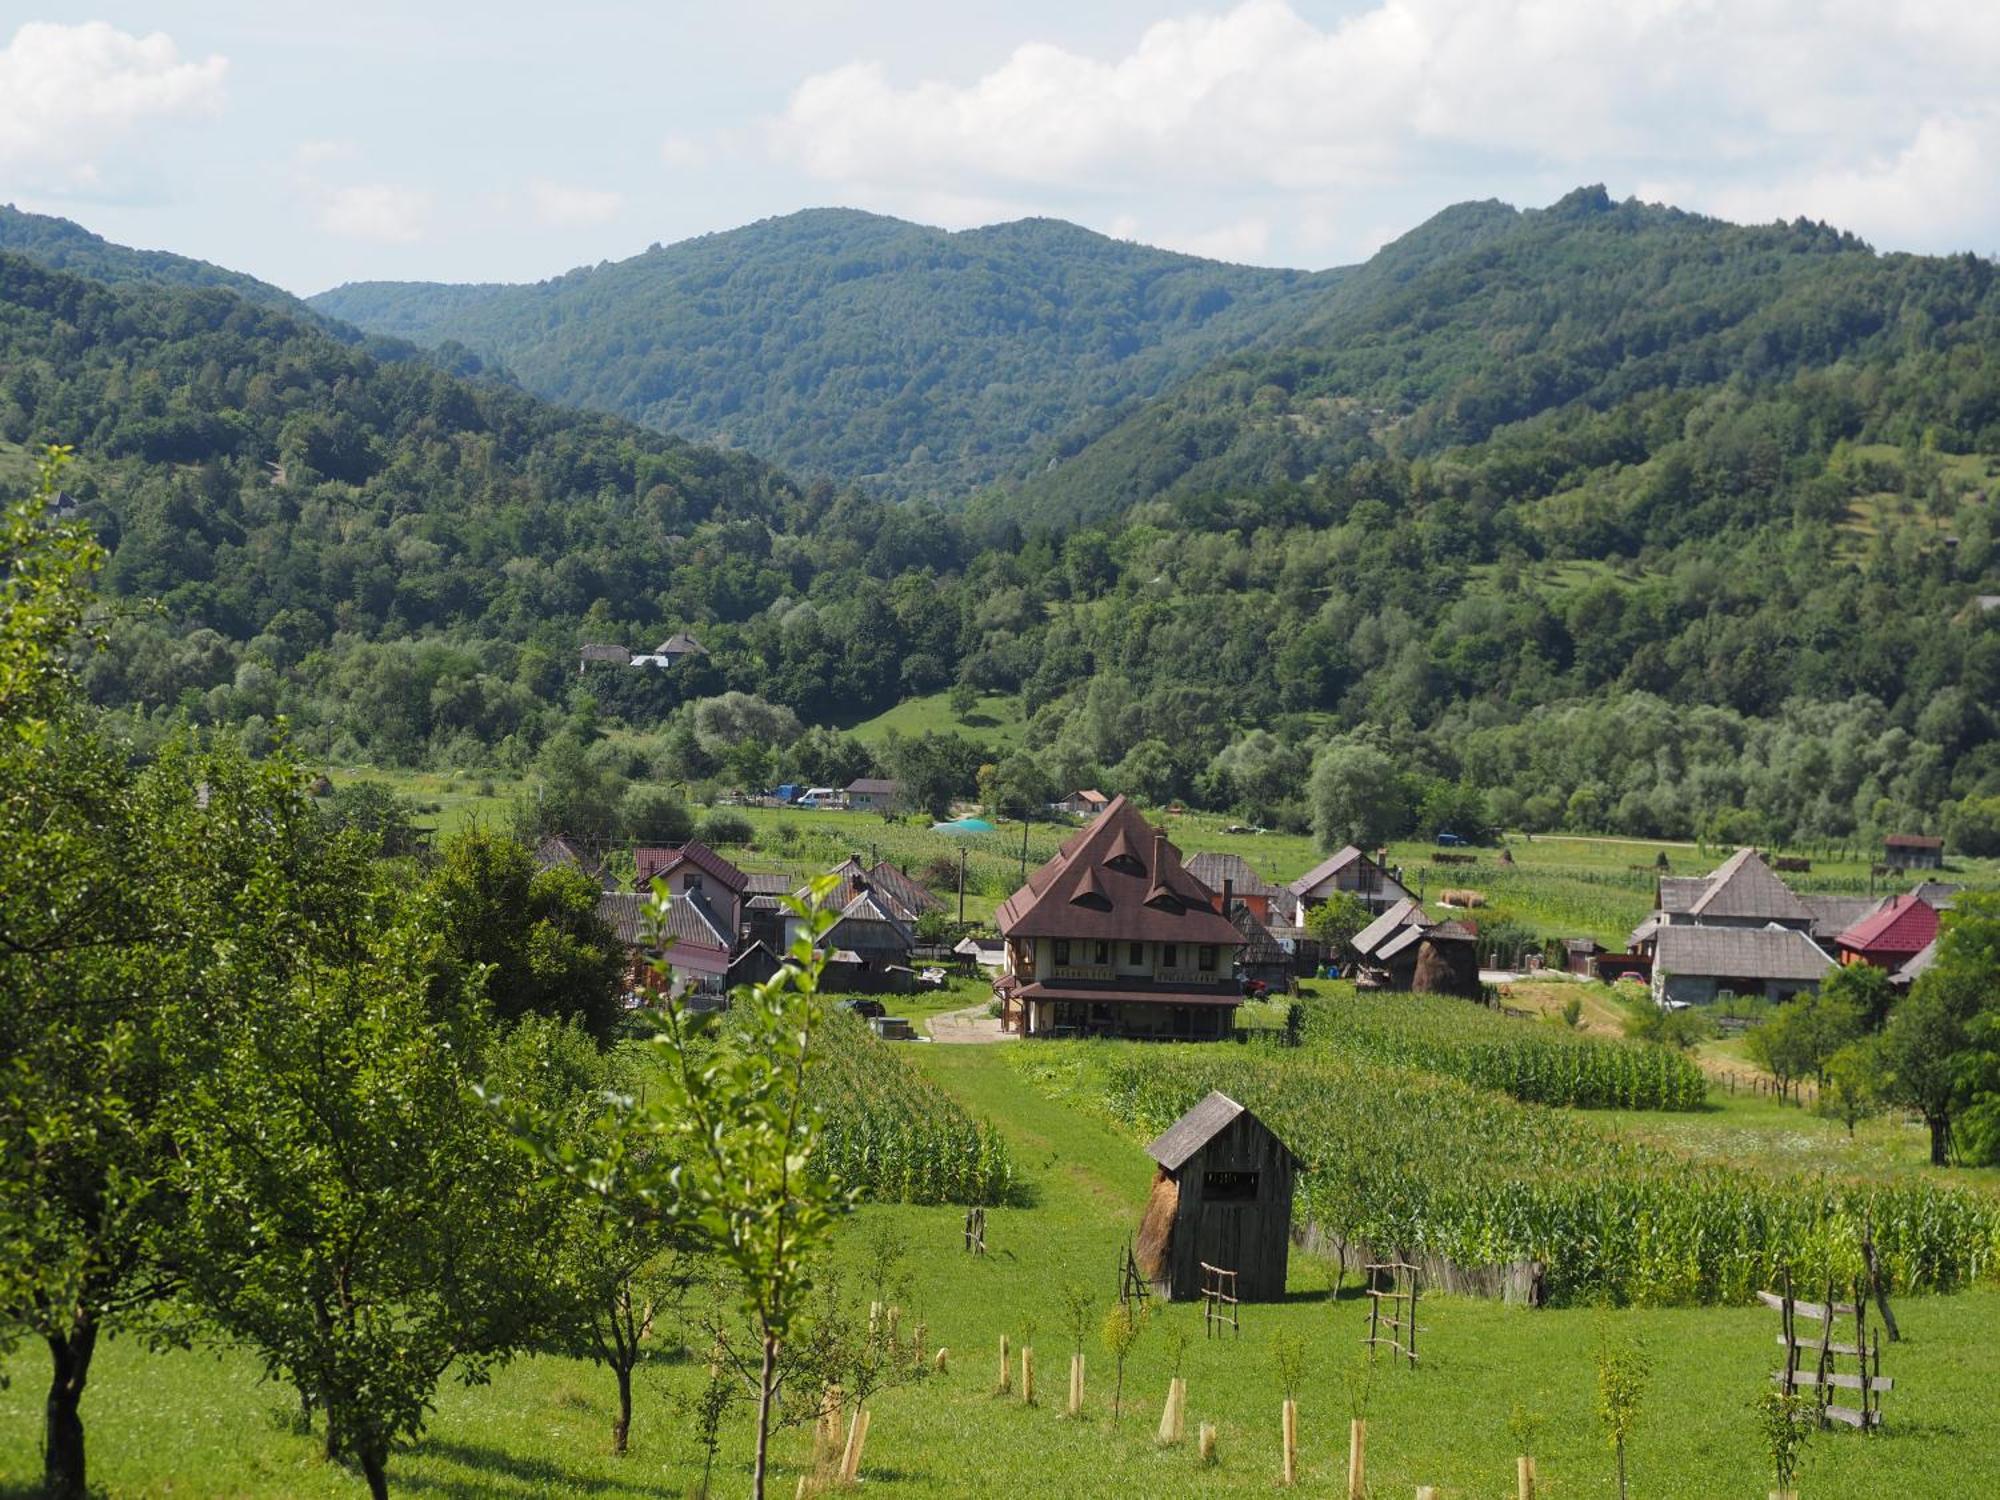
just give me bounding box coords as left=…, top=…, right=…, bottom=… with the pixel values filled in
left=1136, top=1091, right=1298, bottom=1303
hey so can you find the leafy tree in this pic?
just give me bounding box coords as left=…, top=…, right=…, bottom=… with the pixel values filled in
left=318, top=779, right=424, bottom=857
left=1304, top=891, right=1371, bottom=957
left=696, top=809, right=756, bottom=847
left=516, top=731, right=626, bottom=846
left=1594, top=1334, right=1649, bottom=1500
left=1308, top=739, right=1406, bottom=850
left=949, top=680, right=979, bottom=721
left=1822, top=1041, right=1880, bottom=1137
left=425, top=828, right=624, bottom=1044
left=1929, top=893, right=2000, bottom=1165
left=984, top=750, right=1054, bottom=820
left=621, top=784, right=695, bottom=845
left=1100, top=1300, right=1147, bottom=1422
left=1875, top=980, right=1972, bottom=1166
left=176, top=887, right=559, bottom=1500
left=1822, top=960, right=1897, bottom=1032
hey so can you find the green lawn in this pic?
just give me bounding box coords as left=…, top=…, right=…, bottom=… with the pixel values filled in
left=8, top=1036, right=2000, bottom=1498
left=845, top=690, right=1027, bottom=750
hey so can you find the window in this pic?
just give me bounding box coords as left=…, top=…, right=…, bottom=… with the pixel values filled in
left=1129, top=941, right=1144, bottom=966
left=1198, top=944, right=1217, bottom=972
left=1053, top=939, right=1072, bottom=965
left=1094, top=941, right=1110, bottom=965
left=1162, top=943, right=1178, bottom=969
left=1202, top=1170, right=1258, bottom=1202
left=685, top=873, right=703, bottom=892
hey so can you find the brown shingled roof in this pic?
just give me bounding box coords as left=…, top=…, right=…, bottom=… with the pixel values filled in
left=996, top=795, right=1245, bottom=947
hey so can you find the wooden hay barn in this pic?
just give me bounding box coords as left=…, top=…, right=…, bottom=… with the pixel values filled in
left=1136, top=1091, right=1297, bottom=1302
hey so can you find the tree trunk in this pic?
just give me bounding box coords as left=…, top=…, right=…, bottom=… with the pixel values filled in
left=43, top=1320, right=98, bottom=1500
left=359, top=1442, right=390, bottom=1500
left=612, top=1361, right=633, bottom=1456
left=1928, top=1113, right=1952, bottom=1167
left=751, top=1333, right=778, bottom=1500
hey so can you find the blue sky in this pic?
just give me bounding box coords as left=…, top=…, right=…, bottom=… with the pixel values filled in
left=5, top=2, right=1999, bottom=294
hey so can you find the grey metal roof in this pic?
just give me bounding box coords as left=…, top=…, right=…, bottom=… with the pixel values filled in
left=1287, top=845, right=1362, bottom=897
left=1891, top=939, right=1937, bottom=987
left=1146, top=1091, right=1245, bottom=1170
left=1653, top=924, right=1833, bottom=982
left=1909, top=882, right=1962, bottom=910
left=1374, top=924, right=1427, bottom=961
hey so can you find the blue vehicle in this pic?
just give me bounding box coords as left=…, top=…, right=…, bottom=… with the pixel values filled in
left=1435, top=830, right=1470, bottom=847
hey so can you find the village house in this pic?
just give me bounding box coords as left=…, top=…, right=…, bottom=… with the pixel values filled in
left=595, top=886, right=737, bottom=998
left=1835, top=891, right=1940, bottom=970
left=1185, top=852, right=1284, bottom=925
left=1052, top=788, right=1110, bottom=817
left=778, top=855, right=937, bottom=990
left=1651, top=925, right=1834, bottom=1007
left=1227, top=901, right=1295, bottom=993
left=1629, top=847, right=1815, bottom=954
left=995, top=795, right=1246, bottom=1040
left=577, top=642, right=630, bottom=674
left=1283, top=845, right=1414, bottom=927
left=843, top=776, right=903, bottom=813
left=622, top=841, right=750, bottom=994
left=953, top=934, right=1007, bottom=976
left=630, top=631, right=709, bottom=669
left=532, top=832, right=605, bottom=884
left=1883, top=834, right=1944, bottom=871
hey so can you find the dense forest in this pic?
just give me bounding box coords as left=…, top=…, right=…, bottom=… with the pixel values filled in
left=309, top=208, right=1339, bottom=496
left=3, top=192, right=1999, bottom=849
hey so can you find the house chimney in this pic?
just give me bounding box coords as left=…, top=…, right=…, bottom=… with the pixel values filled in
left=1152, top=832, right=1167, bottom=880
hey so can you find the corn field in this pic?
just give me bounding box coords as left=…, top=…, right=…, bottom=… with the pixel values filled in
left=1014, top=1044, right=1999, bottom=1307
left=812, top=1011, right=1018, bottom=1206
left=1306, top=993, right=1707, bottom=1110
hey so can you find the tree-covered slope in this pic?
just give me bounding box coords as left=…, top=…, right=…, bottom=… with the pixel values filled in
left=992, top=187, right=2000, bottom=528
left=0, top=204, right=330, bottom=325
left=307, top=208, right=1341, bottom=496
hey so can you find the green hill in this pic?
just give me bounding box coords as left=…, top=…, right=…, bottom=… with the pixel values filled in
left=307, top=208, right=1342, bottom=496
left=990, top=187, right=2000, bottom=528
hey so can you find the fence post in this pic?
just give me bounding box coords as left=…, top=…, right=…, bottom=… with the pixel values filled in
left=1281, top=1399, right=1298, bottom=1487
left=997, top=1333, right=1010, bottom=1394
left=1347, top=1417, right=1367, bottom=1500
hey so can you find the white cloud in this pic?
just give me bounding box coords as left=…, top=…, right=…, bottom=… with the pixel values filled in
left=659, top=133, right=706, bottom=170
left=525, top=178, right=623, bottom=228
left=0, top=21, right=226, bottom=185
left=313, top=182, right=431, bottom=244
left=769, top=0, right=2000, bottom=257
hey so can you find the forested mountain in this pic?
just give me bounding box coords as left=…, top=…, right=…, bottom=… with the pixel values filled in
left=0, top=204, right=328, bottom=324
left=994, top=186, right=2000, bottom=527
left=308, top=209, right=1340, bottom=496
left=5, top=196, right=1999, bottom=850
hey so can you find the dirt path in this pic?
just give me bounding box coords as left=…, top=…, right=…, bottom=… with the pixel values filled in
left=925, top=1001, right=1013, bottom=1044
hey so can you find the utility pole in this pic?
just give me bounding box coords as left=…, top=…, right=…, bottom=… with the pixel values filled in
left=958, top=848, right=968, bottom=925
left=1020, top=810, right=1030, bottom=885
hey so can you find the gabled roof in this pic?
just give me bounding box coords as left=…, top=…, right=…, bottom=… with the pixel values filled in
left=1687, top=849, right=1813, bottom=924
left=1653, top=925, right=1833, bottom=982
left=1146, top=1091, right=1245, bottom=1170
left=1802, top=894, right=1885, bottom=942
left=594, top=888, right=733, bottom=952
left=653, top=631, right=708, bottom=655
left=845, top=777, right=899, bottom=795
left=1064, top=788, right=1109, bottom=805
left=534, top=833, right=603, bottom=881
left=742, top=871, right=793, bottom=896
left=1909, top=881, right=1962, bottom=910
left=996, top=795, right=1244, bottom=946
left=1837, top=892, right=1940, bottom=957
left=1227, top=901, right=1288, bottom=965
left=867, top=861, right=941, bottom=918
left=1351, top=898, right=1431, bottom=959
left=1186, top=851, right=1283, bottom=901
left=1891, top=939, right=1937, bottom=988
left=1884, top=834, right=1943, bottom=850
left=634, top=841, right=749, bottom=894
left=1657, top=876, right=1709, bottom=915
left=579, top=642, right=630, bottom=662
left=1287, top=845, right=1362, bottom=896
left=824, top=889, right=915, bottom=951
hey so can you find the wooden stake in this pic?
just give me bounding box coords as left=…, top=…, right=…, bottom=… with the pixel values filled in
left=1416, top=1489, right=1437, bottom=1500
left=815, top=1385, right=845, bottom=1469
left=1199, top=1422, right=1218, bottom=1465
left=997, top=1333, right=1011, bottom=1393
left=1157, top=1376, right=1185, bottom=1443
left=1069, top=1352, right=1086, bottom=1418
left=868, top=1301, right=881, bottom=1336
left=1021, top=1346, right=1035, bottom=1406
left=1347, top=1417, right=1367, bottom=1500
left=838, top=1406, right=871, bottom=1484
left=1281, top=1399, right=1298, bottom=1487
left=933, top=1346, right=948, bottom=1375
left=1517, top=1453, right=1536, bottom=1499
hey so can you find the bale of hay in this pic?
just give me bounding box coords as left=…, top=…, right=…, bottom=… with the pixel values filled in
left=1438, top=889, right=1486, bottom=908
left=1135, top=1170, right=1178, bottom=1283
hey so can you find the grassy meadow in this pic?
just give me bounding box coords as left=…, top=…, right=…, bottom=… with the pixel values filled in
left=7, top=1033, right=2000, bottom=1498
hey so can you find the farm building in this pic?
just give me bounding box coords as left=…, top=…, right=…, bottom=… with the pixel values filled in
left=595, top=888, right=735, bottom=997
left=1053, top=788, right=1111, bottom=816
left=577, top=642, right=630, bottom=673
left=533, top=832, right=605, bottom=883
left=994, top=794, right=1246, bottom=1039
left=954, top=934, right=1007, bottom=975
left=1632, top=848, right=1816, bottom=956
left=1137, top=1091, right=1297, bottom=1302
left=844, top=777, right=903, bottom=813
left=1651, top=925, right=1834, bottom=1007
left=1562, top=937, right=1604, bottom=976
left=1349, top=898, right=1431, bottom=964
left=631, top=632, right=709, bottom=669
left=1227, top=901, right=1294, bottom=992
left=1380, top=919, right=1480, bottom=998
left=1835, top=891, right=1940, bottom=970
left=1890, top=939, right=1937, bottom=991
left=1883, top=834, right=1944, bottom=871
left=1284, top=845, right=1414, bottom=926
left=1185, top=852, right=1284, bottom=924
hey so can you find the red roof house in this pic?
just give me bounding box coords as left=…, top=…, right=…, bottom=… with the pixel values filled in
left=1835, top=892, right=1940, bottom=970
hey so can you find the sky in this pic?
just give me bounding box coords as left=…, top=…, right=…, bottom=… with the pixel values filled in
left=4, top=1, right=2000, bottom=295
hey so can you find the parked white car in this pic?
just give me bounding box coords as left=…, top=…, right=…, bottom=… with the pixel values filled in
left=794, top=787, right=841, bottom=809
